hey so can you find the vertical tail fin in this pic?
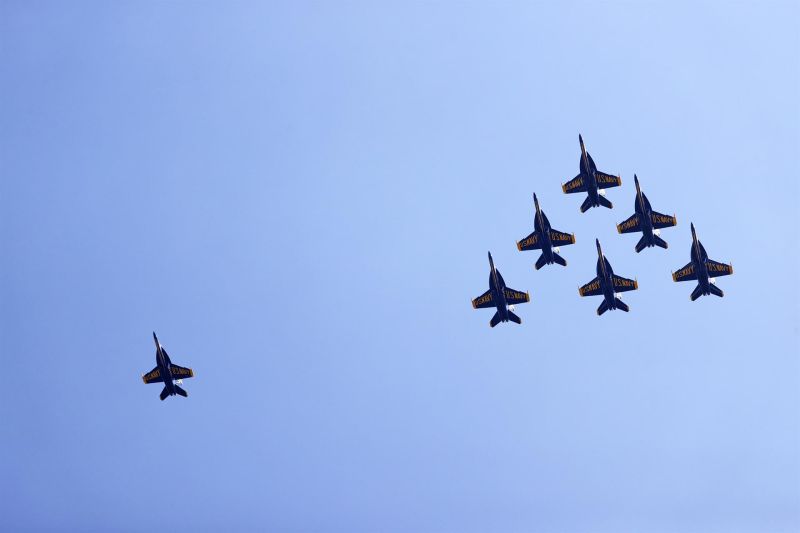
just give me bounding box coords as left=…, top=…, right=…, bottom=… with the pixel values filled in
left=174, top=385, right=188, bottom=397
left=635, top=236, right=649, bottom=253
left=598, top=196, right=613, bottom=209
left=614, top=298, right=629, bottom=312
left=159, top=386, right=170, bottom=401
left=507, top=311, right=522, bottom=324
left=653, top=235, right=668, bottom=249
left=535, top=254, right=548, bottom=270
left=489, top=312, right=502, bottom=328
left=551, top=253, right=567, bottom=267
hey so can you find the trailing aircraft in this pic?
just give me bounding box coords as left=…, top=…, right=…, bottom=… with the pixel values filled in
left=672, top=223, right=733, bottom=300
left=562, top=134, right=622, bottom=212
left=472, top=252, right=530, bottom=327
left=517, top=193, right=576, bottom=270
left=617, top=174, right=677, bottom=252
left=579, top=239, right=638, bottom=315
left=142, top=332, right=194, bottom=400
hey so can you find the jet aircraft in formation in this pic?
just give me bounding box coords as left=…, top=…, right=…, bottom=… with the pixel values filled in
left=472, top=252, right=530, bottom=327
left=471, top=133, right=734, bottom=326
left=672, top=223, right=733, bottom=300
left=517, top=193, right=576, bottom=270
left=617, top=175, right=677, bottom=252
left=142, top=332, right=194, bottom=400
left=562, top=135, right=622, bottom=212
left=579, top=239, right=639, bottom=315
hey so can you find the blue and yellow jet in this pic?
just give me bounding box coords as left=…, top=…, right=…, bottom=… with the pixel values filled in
left=579, top=239, right=638, bottom=315
left=517, top=193, right=576, bottom=270
left=472, top=252, right=530, bottom=327
left=617, top=175, right=677, bottom=252
left=142, top=332, right=194, bottom=401
left=672, top=223, right=733, bottom=300
left=562, top=134, right=622, bottom=212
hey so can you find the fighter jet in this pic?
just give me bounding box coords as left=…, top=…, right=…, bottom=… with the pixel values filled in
left=472, top=252, right=530, bottom=327
left=562, top=134, right=622, bottom=212
left=579, top=239, right=638, bottom=315
left=517, top=193, right=576, bottom=270
left=617, top=175, right=677, bottom=252
left=142, top=332, right=194, bottom=400
left=672, top=223, right=733, bottom=300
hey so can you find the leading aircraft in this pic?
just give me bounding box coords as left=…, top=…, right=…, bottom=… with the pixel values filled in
left=672, top=223, right=733, bottom=300
left=562, top=134, right=622, bottom=212
left=579, top=239, right=638, bottom=315
left=142, top=332, right=195, bottom=400
left=617, top=174, right=677, bottom=252
left=517, top=193, right=576, bottom=270
left=472, top=252, right=530, bottom=327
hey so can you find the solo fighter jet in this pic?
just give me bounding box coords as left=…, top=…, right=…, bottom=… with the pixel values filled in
left=142, top=332, right=194, bottom=400
left=579, top=239, right=638, bottom=315
left=517, top=193, right=576, bottom=269
left=562, top=134, right=622, bottom=212
left=472, top=252, right=530, bottom=327
left=672, top=223, right=733, bottom=300
left=617, top=174, right=677, bottom=252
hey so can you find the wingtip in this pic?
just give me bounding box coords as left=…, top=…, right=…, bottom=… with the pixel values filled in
left=616, top=224, right=622, bottom=234
left=516, top=241, right=522, bottom=251
left=561, top=183, right=567, bottom=194
left=671, top=271, right=677, bottom=282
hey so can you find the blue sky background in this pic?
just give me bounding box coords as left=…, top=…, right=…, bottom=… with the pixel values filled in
left=2, top=2, right=798, bottom=532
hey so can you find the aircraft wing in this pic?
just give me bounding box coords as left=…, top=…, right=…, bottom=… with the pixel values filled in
left=596, top=172, right=622, bottom=189
left=651, top=211, right=677, bottom=229
left=579, top=277, right=603, bottom=297
left=472, top=290, right=494, bottom=309
left=170, top=365, right=195, bottom=379
left=517, top=231, right=541, bottom=251
left=612, top=275, right=638, bottom=293
left=617, top=214, right=641, bottom=234
left=706, top=260, right=733, bottom=277
left=504, top=288, right=530, bottom=305
left=672, top=262, right=697, bottom=282
left=562, top=174, right=588, bottom=194
left=142, top=367, right=163, bottom=384
left=548, top=229, right=575, bottom=247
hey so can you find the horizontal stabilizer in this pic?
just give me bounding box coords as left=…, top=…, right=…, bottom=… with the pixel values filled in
left=535, top=254, right=548, bottom=270
left=174, top=385, right=188, bottom=397
left=653, top=235, right=668, bottom=249
left=598, top=196, right=613, bottom=209
left=597, top=300, right=610, bottom=316
left=159, top=386, right=170, bottom=401
left=614, top=297, right=629, bottom=312
left=690, top=284, right=704, bottom=301
left=507, top=311, right=522, bottom=324
left=635, top=235, right=649, bottom=253
left=551, top=253, right=567, bottom=267
left=489, top=311, right=503, bottom=328
left=580, top=196, right=593, bottom=213
left=708, top=284, right=724, bottom=298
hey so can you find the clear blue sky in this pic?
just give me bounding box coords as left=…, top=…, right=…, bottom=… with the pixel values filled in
left=2, top=2, right=798, bottom=532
